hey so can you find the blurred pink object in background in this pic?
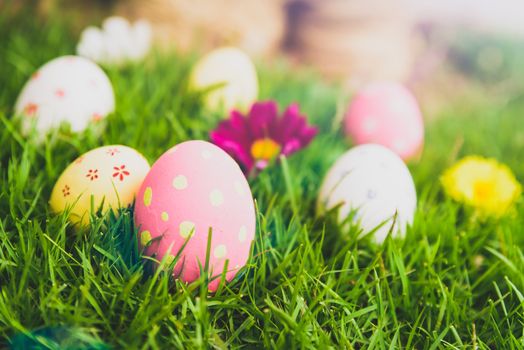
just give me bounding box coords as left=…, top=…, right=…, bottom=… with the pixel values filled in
left=344, top=82, right=424, bottom=161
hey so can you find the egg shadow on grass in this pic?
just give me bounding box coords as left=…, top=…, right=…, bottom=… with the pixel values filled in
left=312, top=204, right=401, bottom=260
left=80, top=199, right=144, bottom=275
left=99, top=207, right=249, bottom=294
left=132, top=223, right=210, bottom=294
left=92, top=203, right=182, bottom=292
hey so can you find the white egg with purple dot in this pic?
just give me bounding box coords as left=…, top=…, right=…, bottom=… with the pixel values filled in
left=318, top=144, right=417, bottom=243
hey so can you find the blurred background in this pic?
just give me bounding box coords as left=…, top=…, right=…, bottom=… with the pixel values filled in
left=3, top=0, right=524, bottom=115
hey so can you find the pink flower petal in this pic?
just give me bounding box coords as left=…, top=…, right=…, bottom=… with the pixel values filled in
left=248, top=101, right=278, bottom=139
left=281, top=139, right=301, bottom=155
left=210, top=100, right=318, bottom=176
left=210, top=132, right=254, bottom=172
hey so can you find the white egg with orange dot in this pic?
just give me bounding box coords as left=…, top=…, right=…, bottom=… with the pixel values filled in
left=15, top=55, right=115, bottom=134
left=49, top=145, right=150, bottom=226
left=134, top=140, right=256, bottom=291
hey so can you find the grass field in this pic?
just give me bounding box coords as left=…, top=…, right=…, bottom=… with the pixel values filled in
left=1, top=8, right=524, bottom=350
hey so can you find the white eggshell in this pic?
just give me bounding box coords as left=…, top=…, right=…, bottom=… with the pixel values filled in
left=129, top=20, right=152, bottom=60
left=77, top=27, right=105, bottom=63
left=15, top=55, right=115, bottom=134
left=189, top=47, right=258, bottom=113
left=102, top=17, right=133, bottom=64
left=102, top=16, right=131, bottom=39
left=318, top=144, right=417, bottom=243
left=77, top=17, right=152, bottom=66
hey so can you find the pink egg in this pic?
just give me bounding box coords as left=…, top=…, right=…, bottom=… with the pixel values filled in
left=134, top=140, right=256, bottom=291
left=344, top=82, right=424, bottom=161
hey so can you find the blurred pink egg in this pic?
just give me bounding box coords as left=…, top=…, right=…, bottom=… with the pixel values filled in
left=344, top=82, right=424, bottom=161
left=134, top=140, right=256, bottom=291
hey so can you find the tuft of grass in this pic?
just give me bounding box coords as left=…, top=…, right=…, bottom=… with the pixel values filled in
left=1, top=7, right=524, bottom=349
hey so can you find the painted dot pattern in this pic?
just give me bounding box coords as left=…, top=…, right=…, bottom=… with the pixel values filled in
left=209, top=189, right=224, bottom=207
left=238, top=226, right=247, bottom=242
left=164, top=254, right=175, bottom=265
left=172, top=175, right=188, bottom=190
left=144, top=187, right=152, bottom=207
left=134, top=140, right=256, bottom=292
left=214, top=245, right=227, bottom=259
left=179, top=221, right=196, bottom=239
left=141, top=231, right=152, bottom=246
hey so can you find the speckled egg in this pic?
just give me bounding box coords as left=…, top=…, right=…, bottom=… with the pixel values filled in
left=318, top=144, right=417, bottom=243
left=50, top=145, right=150, bottom=226
left=134, top=140, right=256, bottom=291
left=344, top=81, right=424, bottom=161
left=189, top=47, right=258, bottom=114
left=15, top=55, right=115, bottom=134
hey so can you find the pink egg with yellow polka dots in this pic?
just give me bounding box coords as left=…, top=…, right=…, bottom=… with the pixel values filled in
left=344, top=82, right=424, bottom=161
left=134, top=140, right=256, bottom=291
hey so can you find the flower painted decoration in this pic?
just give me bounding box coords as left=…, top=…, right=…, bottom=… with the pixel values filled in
left=441, top=156, right=521, bottom=217
left=49, top=145, right=150, bottom=226
left=210, top=101, right=318, bottom=175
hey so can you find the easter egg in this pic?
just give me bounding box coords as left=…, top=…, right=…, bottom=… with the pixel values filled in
left=77, top=16, right=152, bottom=66
left=344, top=81, right=424, bottom=161
left=318, top=144, right=416, bottom=243
left=134, top=140, right=256, bottom=291
left=15, top=55, right=115, bottom=134
left=189, top=47, right=258, bottom=114
left=50, top=145, right=150, bottom=226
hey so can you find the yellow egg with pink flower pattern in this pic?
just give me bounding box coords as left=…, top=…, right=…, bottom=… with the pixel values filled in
left=50, top=145, right=150, bottom=226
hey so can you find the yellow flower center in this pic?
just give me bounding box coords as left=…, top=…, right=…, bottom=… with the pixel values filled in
left=473, top=180, right=495, bottom=201
left=251, top=138, right=281, bottom=161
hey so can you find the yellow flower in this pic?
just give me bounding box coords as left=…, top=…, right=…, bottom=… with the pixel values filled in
left=441, top=156, right=521, bottom=217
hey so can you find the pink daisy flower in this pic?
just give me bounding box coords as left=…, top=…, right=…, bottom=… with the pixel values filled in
left=210, top=101, right=318, bottom=176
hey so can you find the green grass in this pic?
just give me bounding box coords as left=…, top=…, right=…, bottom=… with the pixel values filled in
left=1, top=7, right=524, bottom=350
